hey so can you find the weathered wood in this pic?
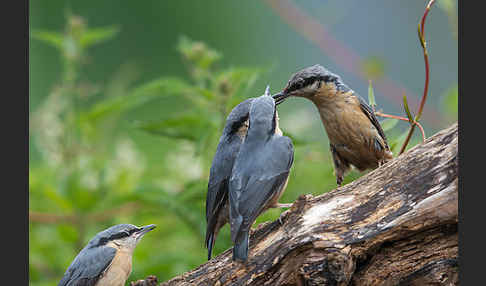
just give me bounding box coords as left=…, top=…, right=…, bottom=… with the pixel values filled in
left=133, top=123, right=458, bottom=286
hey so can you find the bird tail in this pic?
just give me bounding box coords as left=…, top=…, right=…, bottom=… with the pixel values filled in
left=206, top=233, right=214, bottom=261
left=232, top=231, right=249, bottom=262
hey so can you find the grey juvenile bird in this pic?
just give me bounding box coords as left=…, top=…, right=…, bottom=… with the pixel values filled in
left=229, top=86, right=294, bottom=263
left=58, top=223, right=155, bottom=286
left=205, top=98, right=253, bottom=260
left=273, top=64, right=393, bottom=186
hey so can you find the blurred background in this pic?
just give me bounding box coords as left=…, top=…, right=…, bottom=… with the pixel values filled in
left=29, top=0, right=457, bottom=285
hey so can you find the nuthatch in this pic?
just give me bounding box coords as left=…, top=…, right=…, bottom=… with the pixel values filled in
left=273, top=64, right=393, bottom=186
left=205, top=98, right=253, bottom=260
left=229, top=86, right=294, bottom=262
left=58, top=223, right=155, bottom=286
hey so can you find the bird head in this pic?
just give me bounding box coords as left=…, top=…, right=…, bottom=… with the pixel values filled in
left=247, top=85, right=278, bottom=136
left=89, top=224, right=156, bottom=252
left=273, top=64, right=350, bottom=105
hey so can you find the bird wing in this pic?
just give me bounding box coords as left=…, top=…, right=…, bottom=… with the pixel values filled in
left=205, top=135, right=241, bottom=245
left=229, top=136, right=294, bottom=241
left=206, top=99, right=253, bottom=226
left=357, top=95, right=390, bottom=149
left=58, top=246, right=116, bottom=286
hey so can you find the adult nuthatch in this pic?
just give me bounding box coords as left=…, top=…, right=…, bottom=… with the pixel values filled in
left=58, top=223, right=155, bottom=286
left=273, top=64, right=393, bottom=186
left=229, top=86, right=294, bottom=262
left=205, top=98, right=253, bottom=260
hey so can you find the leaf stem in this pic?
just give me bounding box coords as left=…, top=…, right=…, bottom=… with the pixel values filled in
left=399, top=0, right=435, bottom=155
left=375, top=112, right=426, bottom=142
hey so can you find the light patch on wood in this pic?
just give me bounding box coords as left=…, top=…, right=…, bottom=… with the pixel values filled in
left=412, top=180, right=458, bottom=220
left=250, top=271, right=265, bottom=280
left=383, top=180, right=457, bottom=229
left=355, top=197, right=404, bottom=227
left=312, top=235, right=342, bottom=249
left=254, top=229, right=284, bottom=254
left=301, top=195, right=355, bottom=230
left=427, top=174, right=447, bottom=194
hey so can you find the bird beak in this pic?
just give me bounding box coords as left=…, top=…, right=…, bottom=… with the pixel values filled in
left=272, top=91, right=290, bottom=106
left=135, top=224, right=156, bottom=238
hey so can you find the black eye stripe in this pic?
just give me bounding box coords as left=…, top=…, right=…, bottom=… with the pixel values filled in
left=90, top=226, right=141, bottom=248
left=286, top=74, right=345, bottom=93
left=108, top=228, right=139, bottom=240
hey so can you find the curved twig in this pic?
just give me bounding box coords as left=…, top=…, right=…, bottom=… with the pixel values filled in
left=399, top=0, right=435, bottom=155
left=375, top=111, right=426, bottom=142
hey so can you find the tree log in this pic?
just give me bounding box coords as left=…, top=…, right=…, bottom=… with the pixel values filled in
left=132, top=123, right=458, bottom=286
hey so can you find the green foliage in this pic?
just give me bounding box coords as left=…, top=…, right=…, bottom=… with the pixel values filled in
left=29, top=15, right=276, bottom=285
left=442, top=84, right=458, bottom=119
left=380, top=118, right=399, bottom=132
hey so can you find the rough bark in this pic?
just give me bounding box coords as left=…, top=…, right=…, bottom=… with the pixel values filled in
left=132, top=123, right=458, bottom=286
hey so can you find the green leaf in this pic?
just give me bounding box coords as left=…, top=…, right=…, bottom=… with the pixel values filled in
left=60, top=171, right=101, bottom=212
left=216, top=67, right=262, bottom=87
left=136, top=186, right=205, bottom=235
left=131, top=77, right=191, bottom=98
left=80, top=78, right=192, bottom=124
left=134, top=113, right=215, bottom=142
left=380, top=118, right=399, bottom=132
left=178, top=179, right=207, bottom=202
left=194, top=128, right=214, bottom=157
left=56, top=225, right=79, bottom=243
left=31, top=30, right=64, bottom=50
left=42, top=186, right=73, bottom=212
left=79, top=26, right=120, bottom=48
left=177, top=35, right=222, bottom=70
left=191, top=87, right=216, bottom=101
left=402, top=95, right=414, bottom=123
left=390, top=129, right=410, bottom=153
left=368, top=80, right=376, bottom=109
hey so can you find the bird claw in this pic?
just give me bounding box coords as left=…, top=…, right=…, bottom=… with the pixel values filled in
left=276, top=203, right=292, bottom=208
left=336, top=177, right=343, bottom=187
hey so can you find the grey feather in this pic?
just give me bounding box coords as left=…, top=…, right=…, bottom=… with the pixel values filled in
left=205, top=98, right=253, bottom=259
left=58, top=244, right=116, bottom=286
left=228, top=94, right=294, bottom=261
